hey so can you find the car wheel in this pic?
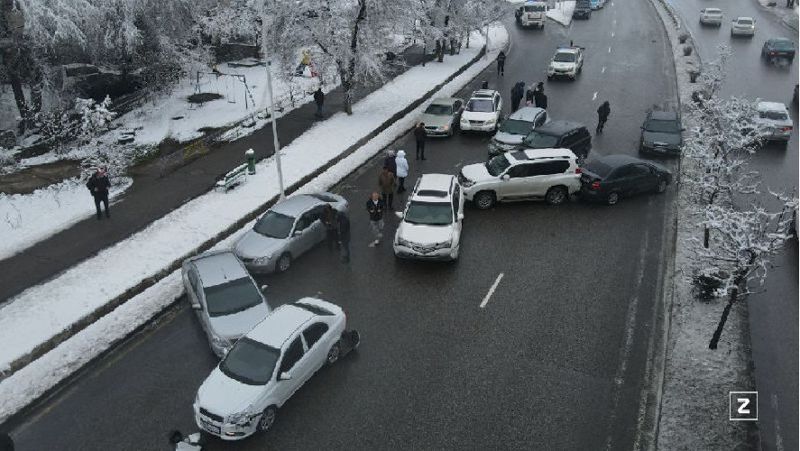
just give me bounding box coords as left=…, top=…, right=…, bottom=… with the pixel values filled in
left=545, top=186, right=568, bottom=205
left=474, top=191, right=496, bottom=210
left=606, top=191, right=620, bottom=206
left=656, top=178, right=668, bottom=194
left=326, top=342, right=341, bottom=365
left=277, top=253, right=292, bottom=273
left=258, top=406, right=277, bottom=432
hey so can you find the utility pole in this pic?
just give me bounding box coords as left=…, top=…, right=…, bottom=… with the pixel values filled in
left=261, top=11, right=285, bottom=200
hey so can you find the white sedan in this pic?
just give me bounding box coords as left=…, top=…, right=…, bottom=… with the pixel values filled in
left=699, top=8, right=723, bottom=26
left=731, top=17, right=756, bottom=37
left=194, top=298, right=352, bottom=440
left=755, top=101, right=793, bottom=142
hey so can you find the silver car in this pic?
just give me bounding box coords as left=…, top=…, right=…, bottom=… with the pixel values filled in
left=488, top=107, right=549, bottom=157
left=421, top=97, right=465, bottom=137
left=234, top=192, right=348, bottom=273
left=181, top=250, right=271, bottom=357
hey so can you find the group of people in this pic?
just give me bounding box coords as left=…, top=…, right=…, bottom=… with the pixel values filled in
left=510, top=81, right=548, bottom=111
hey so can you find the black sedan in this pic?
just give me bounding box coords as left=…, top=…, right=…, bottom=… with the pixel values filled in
left=579, top=155, right=671, bottom=205
left=639, top=111, right=683, bottom=156
left=762, top=38, right=796, bottom=62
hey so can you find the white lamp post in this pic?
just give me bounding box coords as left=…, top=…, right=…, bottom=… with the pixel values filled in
left=261, top=11, right=285, bottom=200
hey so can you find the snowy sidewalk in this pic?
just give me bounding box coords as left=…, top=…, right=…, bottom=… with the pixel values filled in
left=0, top=26, right=509, bottom=416
left=547, top=1, right=576, bottom=26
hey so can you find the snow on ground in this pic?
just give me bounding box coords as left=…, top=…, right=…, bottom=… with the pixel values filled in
left=755, top=0, right=799, bottom=31
left=547, top=1, right=576, bottom=26
left=0, top=25, right=510, bottom=422
left=647, top=0, right=756, bottom=448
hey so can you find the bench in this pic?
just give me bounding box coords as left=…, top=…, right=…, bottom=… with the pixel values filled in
left=216, top=163, right=248, bottom=191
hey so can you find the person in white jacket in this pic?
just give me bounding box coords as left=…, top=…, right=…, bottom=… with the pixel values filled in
left=395, top=150, right=410, bottom=193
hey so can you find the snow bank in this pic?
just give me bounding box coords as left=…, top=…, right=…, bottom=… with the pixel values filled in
left=0, top=25, right=510, bottom=422
left=547, top=1, right=575, bottom=27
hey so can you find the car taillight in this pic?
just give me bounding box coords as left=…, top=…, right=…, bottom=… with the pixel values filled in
left=770, top=51, right=777, bottom=56
left=575, top=167, right=582, bottom=174
left=781, top=126, right=793, bottom=132
left=590, top=181, right=601, bottom=190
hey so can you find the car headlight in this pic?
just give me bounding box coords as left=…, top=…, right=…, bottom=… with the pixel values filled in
left=254, top=255, right=272, bottom=265
left=485, top=118, right=496, bottom=125
left=460, top=117, right=468, bottom=124
left=397, top=237, right=414, bottom=247
left=461, top=179, right=475, bottom=188
left=441, top=124, right=450, bottom=131
left=227, top=411, right=257, bottom=426
left=432, top=240, right=452, bottom=250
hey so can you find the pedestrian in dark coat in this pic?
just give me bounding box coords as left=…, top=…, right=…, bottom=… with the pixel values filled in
left=481, top=80, right=489, bottom=89
left=322, top=205, right=338, bottom=251
left=0, top=432, right=13, bottom=451
left=525, top=85, right=535, bottom=106
left=86, top=167, right=111, bottom=220
left=534, top=90, right=548, bottom=109
left=313, top=87, right=324, bottom=118
left=414, top=122, right=427, bottom=160
left=596, top=101, right=611, bottom=133
left=383, top=150, right=397, bottom=175
left=336, top=211, right=351, bottom=263
left=511, top=82, right=525, bottom=111
left=378, top=167, right=396, bottom=210
left=366, top=192, right=385, bottom=247
left=497, top=51, right=506, bottom=76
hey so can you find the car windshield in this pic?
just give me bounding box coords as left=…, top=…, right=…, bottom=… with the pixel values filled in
left=523, top=130, right=559, bottom=148
left=584, top=160, right=613, bottom=178
left=737, top=18, right=752, bottom=24
left=403, top=201, right=453, bottom=226
left=253, top=211, right=294, bottom=238
left=770, top=39, right=795, bottom=50
left=645, top=119, right=681, bottom=133
left=498, top=119, right=534, bottom=135
left=524, top=4, right=546, bottom=11
left=219, top=338, right=280, bottom=385
left=466, top=98, right=494, bottom=112
left=759, top=110, right=789, bottom=120
left=553, top=52, right=576, bottom=62
left=705, top=9, right=721, bottom=14
left=424, top=104, right=453, bottom=115
left=485, top=154, right=512, bottom=176
left=204, top=277, right=263, bottom=317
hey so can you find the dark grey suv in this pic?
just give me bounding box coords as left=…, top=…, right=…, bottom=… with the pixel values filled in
left=522, top=120, right=592, bottom=160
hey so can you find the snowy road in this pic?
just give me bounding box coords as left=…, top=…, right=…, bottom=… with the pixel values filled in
left=7, top=4, right=679, bottom=451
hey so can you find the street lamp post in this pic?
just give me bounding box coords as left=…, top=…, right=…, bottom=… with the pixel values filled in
left=260, top=10, right=285, bottom=200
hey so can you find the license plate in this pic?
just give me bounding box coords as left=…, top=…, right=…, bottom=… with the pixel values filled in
left=202, top=420, right=221, bottom=434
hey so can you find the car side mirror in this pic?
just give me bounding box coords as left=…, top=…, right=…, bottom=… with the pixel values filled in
left=457, top=213, right=465, bottom=221
left=191, top=303, right=202, bottom=311
left=501, top=174, right=510, bottom=181
left=260, top=284, right=269, bottom=293
left=279, top=371, right=293, bottom=381
left=293, top=229, right=304, bottom=237
left=395, top=211, right=403, bottom=219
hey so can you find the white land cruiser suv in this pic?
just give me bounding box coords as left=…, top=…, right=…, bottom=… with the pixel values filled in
left=393, top=173, right=464, bottom=261
left=459, top=148, right=581, bottom=209
left=546, top=46, right=584, bottom=80
left=459, top=89, right=503, bottom=132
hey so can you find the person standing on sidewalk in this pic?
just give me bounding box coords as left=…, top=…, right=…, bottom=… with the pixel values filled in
left=596, top=101, right=611, bottom=133
left=378, top=166, right=396, bottom=210
left=497, top=51, right=506, bottom=76
left=414, top=122, right=427, bottom=160
left=511, top=82, right=525, bottom=111
left=395, top=150, right=409, bottom=194
left=313, top=87, right=325, bottom=118
left=383, top=149, right=397, bottom=175
left=366, top=192, right=385, bottom=247
left=336, top=209, right=351, bottom=263
left=86, top=167, right=111, bottom=220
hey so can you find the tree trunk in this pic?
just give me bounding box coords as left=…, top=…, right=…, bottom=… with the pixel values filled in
left=1, top=0, right=29, bottom=133
left=703, top=226, right=710, bottom=248
left=342, top=0, right=366, bottom=115
left=709, top=286, right=737, bottom=349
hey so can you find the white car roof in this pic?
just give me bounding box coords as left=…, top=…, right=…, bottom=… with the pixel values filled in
left=412, top=173, right=454, bottom=201
left=735, top=16, right=753, bottom=20
left=508, top=147, right=577, bottom=163
left=247, top=304, right=314, bottom=348
left=471, top=89, right=499, bottom=98
left=509, top=106, right=545, bottom=122
left=704, top=8, right=722, bottom=13
left=757, top=101, right=788, bottom=112
left=556, top=47, right=580, bottom=54
left=190, top=251, right=249, bottom=287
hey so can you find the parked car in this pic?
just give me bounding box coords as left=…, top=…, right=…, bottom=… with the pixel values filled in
left=393, top=174, right=464, bottom=261
left=420, top=97, right=464, bottom=137
left=194, top=297, right=349, bottom=440
left=638, top=110, right=684, bottom=156
left=547, top=46, right=584, bottom=80
left=579, top=155, right=672, bottom=205
left=730, top=16, right=755, bottom=37
left=755, top=101, right=793, bottom=142
left=459, top=89, right=503, bottom=133
left=234, top=193, right=348, bottom=273
left=488, top=106, right=549, bottom=157
left=182, top=251, right=270, bottom=357
left=699, top=8, right=723, bottom=26
left=762, top=38, right=796, bottom=62
left=589, top=0, right=602, bottom=10
left=459, top=148, right=582, bottom=209
left=522, top=120, right=592, bottom=160
left=573, top=0, right=592, bottom=18
left=518, top=0, right=547, bottom=28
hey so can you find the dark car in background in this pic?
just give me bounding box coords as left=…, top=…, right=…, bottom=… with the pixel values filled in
left=579, top=155, right=671, bottom=205
left=522, top=120, right=592, bottom=160
left=573, top=0, right=592, bottom=19
left=762, top=38, right=796, bottom=62
left=639, top=111, right=684, bottom=156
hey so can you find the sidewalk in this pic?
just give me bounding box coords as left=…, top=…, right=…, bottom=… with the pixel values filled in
left=0, top=26, right=509, bottom=422
left=0, top=46, right=429, bottom=303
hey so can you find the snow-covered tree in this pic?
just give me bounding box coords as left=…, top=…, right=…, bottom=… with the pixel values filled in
left=75, top=95, right=116, bottom=144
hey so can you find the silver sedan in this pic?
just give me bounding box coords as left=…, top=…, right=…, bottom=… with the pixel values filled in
left=234, top=192, right=348, bottom=273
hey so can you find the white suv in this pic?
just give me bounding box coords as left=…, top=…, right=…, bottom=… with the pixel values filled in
left=459, top=148, right=581, bottom=209
left=547, top=46, right=584, bottom=80
left=194, top=298, right=347, bottom=440
left=393, top=174, right=464, bottom=261
left=459, top=89, right=503, bottom=132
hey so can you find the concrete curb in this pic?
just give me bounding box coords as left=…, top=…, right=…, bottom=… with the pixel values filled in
left=1, top=45, right=490, bottom=383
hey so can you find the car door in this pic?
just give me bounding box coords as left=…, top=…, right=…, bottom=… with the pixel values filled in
left=534, top=110, right=548, bottom=129
left=532, top=160, right=571, bottom=197
left=273, top=336, right=306, bottom=405
left=634, top=164, right=659, bottom=193
left=606, top=165, right=634, bottom=196
left=302, top=322, right=330, bottom=373
left=502, top=163, right=535, bottom=198
left=291, top=208, right=323, bottom=255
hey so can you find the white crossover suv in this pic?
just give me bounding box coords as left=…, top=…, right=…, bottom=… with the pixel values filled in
left=730, top=17, right=755, bottom=37
left=194, top=298, right=347, bottom=440
left=459, top=148, right=582, bottom=209
left=546, top=46, right=584, bottom=80
left=459, top=89, right=503, bottom=132
left=699, top=8, right=723, bottom=26
left=755, top=101, right=793, bottom=142
left=393, top=173, right=464, bottom=261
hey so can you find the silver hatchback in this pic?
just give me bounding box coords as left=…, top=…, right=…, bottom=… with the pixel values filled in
left=181, top=250, right=270, bottom=357
left=234, top=192, right=348, bottom=273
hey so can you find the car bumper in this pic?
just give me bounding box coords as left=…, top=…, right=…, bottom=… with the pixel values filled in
left=579, top=187, right=607, bottom=202
left=640, top=143, right=681, bottom=156
left=573, top=10, right=591, bottom=17
left=460, top=122, right=496, bottom=132
left=520, top=19, right=544, bottom=27
left=761, top=130, right=792, bottom=141
left=731, top=28, right=755, bottom=35
left=393, top=243, right=456, bottom=260
left=548, top=70, right=577, bottom=78
left=700, top=18, right=722, bottom=25
left=241, top=258, right=277, bottom=274
left=765, top=51, right=795, bottom=59
left=425, top=127, right=452, bottom=137
left=195, top=410, right=259, bottom=441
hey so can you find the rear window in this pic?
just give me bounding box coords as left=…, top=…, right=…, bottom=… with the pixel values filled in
left=771, top=39, right=795, bottom=50
left=524, top=4, right=546, bottom=11
left=759, top=110, right=789, bottom=120
left=424, top=104, right=453, bottom=115
left=737, top=18, right=752, bottom=24
left=292, top=301, right=334, bottom=316
left=584, top=160, right=613, bottom=178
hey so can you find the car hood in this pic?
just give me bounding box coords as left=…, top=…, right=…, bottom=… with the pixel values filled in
left=397, top=222, right=454, bottom=245
left=493, top=131, right=525, bottom=145
left=642, top=130, right=681, bottom=146
left=461, top=163, right=495, bottom=183
left=207, top=302, right=270, bottom=341
left=462, top=111, right=497, bottom=121
left=420, top=113, right=453, bottom=127
left=550, top=62, right=576, bottom=70
left=234, top=230, right=286, bottom=260
left=197, top=368, right=266, bottom=419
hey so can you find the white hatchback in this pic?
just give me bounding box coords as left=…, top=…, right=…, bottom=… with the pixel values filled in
left=755, top=101, right=793, bottom=142
left=194, top=298, right=347, bottom=440
left=699, top=8, right=723, bottom=26
left=731, top=17, right=756, bottom=37
left=393, top=174, right=464, bottom=261
left=459, top=89, right=503, bottom=132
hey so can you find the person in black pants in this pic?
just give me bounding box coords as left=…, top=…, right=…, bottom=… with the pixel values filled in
left=414, top=122, right=427, bottom=160
left=86, top=167, right=111, bottom=220
left=322, top=205, right=338, bottom=251
left=313, top=87, right=324, bottom=118
left=497, top=51, right=506, bottom=76
left=336, top=211, right=351, bottom=263
left=596, top=101, right=611, bottom=133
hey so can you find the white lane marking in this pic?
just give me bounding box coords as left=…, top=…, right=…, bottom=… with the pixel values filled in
left=772, top=394, right=785, bottom=451
left=601, top=66, right=606, bottom=73
left=480, top=273, right=504, bottom=308
left=613, top=19, right=617, bottom=25
left=611, top=1, right=614, bottom=5
left=611, top=31, right=615, bottom=38
left=608, top=46, right=612, bottom=53
left=592, top=91, right=598, bottom=100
